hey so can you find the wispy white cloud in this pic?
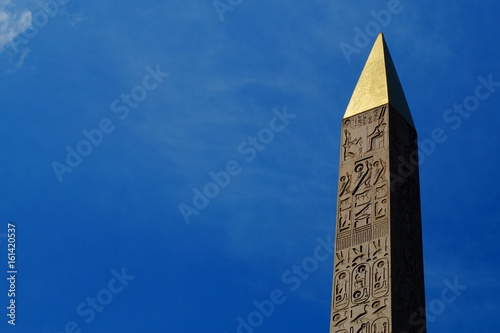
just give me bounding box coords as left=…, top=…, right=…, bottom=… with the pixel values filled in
left=14, top=45, right=28, bottom=67
left=0, top=1, right=32, bottom=51
left=67, top=8, right=87, bottom=29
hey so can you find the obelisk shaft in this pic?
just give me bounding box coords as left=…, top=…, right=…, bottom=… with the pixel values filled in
left=329, top=34, right=426, bottom=333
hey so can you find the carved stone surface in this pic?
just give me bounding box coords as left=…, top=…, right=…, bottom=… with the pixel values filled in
left=329, top=105, right=426, bottom=333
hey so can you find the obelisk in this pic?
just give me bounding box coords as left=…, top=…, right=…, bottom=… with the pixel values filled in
left=329, top=33, right=426, bottom=333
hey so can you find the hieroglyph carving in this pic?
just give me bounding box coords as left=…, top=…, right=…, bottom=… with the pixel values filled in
left=332, top=106, right=391, bottom=333
left=335, top=106, right=389, bottom=252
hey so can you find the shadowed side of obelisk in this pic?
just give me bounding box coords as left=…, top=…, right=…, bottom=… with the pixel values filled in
left=388, top=108, right=426, bottom=333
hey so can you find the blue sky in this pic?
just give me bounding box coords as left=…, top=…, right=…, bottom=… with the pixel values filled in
left=1, top=0, right=499, bottom=332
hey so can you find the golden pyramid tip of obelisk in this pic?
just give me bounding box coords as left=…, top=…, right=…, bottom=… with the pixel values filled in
left=343, top=33, right=415, bottom=128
